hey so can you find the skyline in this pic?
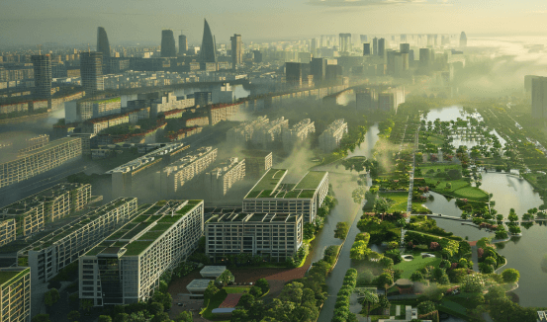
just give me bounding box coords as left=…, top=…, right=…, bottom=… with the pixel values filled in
left=3, top=0, right=547, bottom=46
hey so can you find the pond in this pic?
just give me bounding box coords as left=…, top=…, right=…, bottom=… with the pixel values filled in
left=480, top=172, right=542, bottom=215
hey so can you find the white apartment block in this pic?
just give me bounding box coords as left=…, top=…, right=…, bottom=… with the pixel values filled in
left=243, top=169, right=329, bottom=224
left=65, top=98, right=122, bottom=123
left=242, top=150, right=273, bottom=178
left=206, top=212, right=303, bottom=262
left=282, top=118, right=315, bottom=153
left=17, top=134, right=50, bottom=155
left=0, top=219, right=16, bottom=247
left=161, top=147, right=218, bottom=196
left=150, top=92, right=195, bottom=117
left=205, top=157, right=246, bottom=196
left=0, top=137, right=82, bottom=189
left=17, top=197, right=139, bottom=284
left=0, top=267, right=31, bottom=322
left=319, top=119, right=348, bottom=152
left=226, top=116, right=288, bottom=148
left=79, top=199, right=204, bottom=306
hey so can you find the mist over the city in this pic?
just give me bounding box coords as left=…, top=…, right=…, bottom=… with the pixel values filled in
left=2, top=1, right=547, bottom=322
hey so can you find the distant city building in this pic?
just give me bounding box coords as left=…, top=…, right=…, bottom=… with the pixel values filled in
left=205, top=157, right=246, bottom=196
left=31, top=54, right=52, bottom=99
left=310, top=58, right=326, bottom=81
left=363, top=43, right=371, bottom=56
left=531, top=76, right=547, bottom=119
left=339, top=33, right=352, bottom=53
left=227, top=116, right=289, bottom=149
left=356, top=88, right=378, bottom=111
left=230, top=34, right=243, bottom=68
left=460, top=31, right=467, bottom=48
left=400, top=43, right=410, bottom=54
left=161, top=29, right=177, bottom=58
left=282, top=118, right=316, bottom=153
left=194, top=91, right=212, bottom=108
left=79, top=199, right=204, bottom=306
left=378, top=38, right=386, bottom=57
left=378, top=87, right=406, bottom=113
left=360, top=34, right=368, bottom=43
left=80, top=52, right=104, bottom=96
left=0, top=137, right=82, bottom=189
left=373, top=37, right=378, bottom=56
left=179, top=33, right=188, bottom=55
left=200, top=19, right=217, bottom=63
left=0, top=267, right=31, bottom=322
left=206, top=212, right=303, bottom=262
left=242, top=150, right=273, bottom=178
left=19, top=197, right=138, bottom=284
left=243, top=169, right=329, bottom=223
left=253, top=50, right=263, bottom=63
left=65, top=97, right=122, bottom=123
left=97, top=27, right=111, bottom=74
left=285, top=62, right=302, bottom=87
left=319, top=119, right=348, bottom=152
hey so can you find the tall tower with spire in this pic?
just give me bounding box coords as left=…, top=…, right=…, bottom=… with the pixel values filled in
left=97, top=27, right=111, bottom=74
left=200, top=19, right=217, bottom=63
left=460, top=31, right=468, bottom=48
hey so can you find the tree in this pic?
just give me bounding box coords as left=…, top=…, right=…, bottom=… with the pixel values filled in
left=417, top=300, right=436, bottom=315
left=68, top=311, right=80, bottom=321
left=255, top=278, right=270, bottom=295
left=279, top=282, right=303, bottom=304
left=375, top=273, right=393, bottom=293
left=159, top=280, right=169, bottom=293
left=152, top=291, right=172, bottom=310
left=359, top=288, right=379, bottom=320
left=115, top=313, right=129, bottom=322
left=334, top=222, right=350, bottom=240
left=216, top=269, right=235, bottom=286
left=32, top=314, right=51, bottom=322
left=44, top=288, right=60, bottom=307
left=175, top=311, right=193, bottom=322
left=80, top=299, right=93, bottom=312
left=98, top=316, right=113, bottom=322
left=410, top=271, right=424, bottom=282
left=249, top=286, right=263, bottom=297
left=502, top=268, right=520, bottom=283
left=485, top=285, right=507, bottom=303
left=149, top=302, right=164, bottom=315
left=151, top=312, right=171, bottom=322
left=379, top=257, right=394, bottom=269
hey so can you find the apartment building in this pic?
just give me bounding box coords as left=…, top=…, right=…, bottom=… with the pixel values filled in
left=0, top=137, right=82, bottom=189
left=318, top=119, right=348, bottom=152
left=1, top=183, right=93, bottom=239
left=17, top=197, right=138, bottom=284
left=205, top=157, right=245, bottom=196
left=206, top=212, right=303, bottom=262
left=0, top=267, right=31, bottom=322
left=241, top=150, right=272, bottom=178
left=150, top=92, right=194, bottom=117
left=17, top=134, right=50, bottom=155
left=79, top=199, right=204, bottom=306
left=243, top=169, right=329, bottom=224
left=65, top=97, right=122, bottom=123
left=0, top=219, right=16, bottom=247
left=282, top=118, right=315, bottom=153
left=226, top=116, right=288, bottom=148
left=161, top=147, right=218, bottom=196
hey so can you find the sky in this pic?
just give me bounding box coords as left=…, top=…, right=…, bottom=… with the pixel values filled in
left=2, top=0, right=547, bottom=47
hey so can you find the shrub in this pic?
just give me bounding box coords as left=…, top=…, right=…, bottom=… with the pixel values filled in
left=502, top=268, right=520, bottom=283
left=410, top=271, right=424, bottom=282
left=417, top=300, right=436, bottom=315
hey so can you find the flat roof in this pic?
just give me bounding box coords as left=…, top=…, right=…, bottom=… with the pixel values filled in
left=0, top=267, right=29, bottom=286
left=245, top=170, right=327, bottom=200
left=294, top=171, right=328, bottom=190
left=200, top=266, right=227, bottom=277
left=15, top=137, right=80, bottom=158
left=187, top=279, right=212, bottom=291
left=245, top=168, right=287, bottom=198
left=209, top=212, right=300, bottom=224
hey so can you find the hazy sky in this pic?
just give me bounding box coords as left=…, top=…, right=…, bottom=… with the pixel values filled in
left=2, top=0, right=547, bottom=47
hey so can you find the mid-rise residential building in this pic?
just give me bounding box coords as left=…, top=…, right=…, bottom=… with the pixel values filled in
left=319, top=119, right=348, bottom=152
left=150, top=92, right=194, bottom=117
left=0, top=219, right=16, bottom=247
left=242, top=150, right=272, bottom=178
left=205, top=157, right=246, bottom=196
left=17, top=135, right=50, bottom=156
left=161, top=147, right=218, bottom=196
left=0, top=267, right=31, bottom=322
left=226, top=116, right=288, bottom=149
left=243, top=169, right=329, bottom=224
left=17, top=197, right=138, bottom=284
left=65, top=97, right=122, bottom=123
left=282, top=118, right=315, bottom=153
left=1, top=183, right=93, bottom=238
left=107, top=143, right=188, bottom=198
left=206, top=212, right=303, bottom=262
left=0, top=137, right=82, bottom=189
left=79, top=199, right=204, bottom=306
left=532, top=76, right=547, bottom=119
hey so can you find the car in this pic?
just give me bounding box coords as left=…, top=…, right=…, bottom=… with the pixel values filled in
left=177, top=303, right=183, bottom=307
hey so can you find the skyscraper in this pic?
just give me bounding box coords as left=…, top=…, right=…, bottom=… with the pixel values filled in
left=310, top=58, right=326, bottom=81
left=373, top=37, right=378, bottom=56
left=286, top=62, right=302, bottom=87
left=97, top=27, right=110, bottom=74
left=230, top=34, right=242, bottom=68
left=161, top=29, right=177, bottom=57
left=360, top=35, right=368, bottom=43
left=378, top=38, right=385, bottom=57
left=532, top=76, right=547, bottom=119
left=339, top=33, right=352, bottom=53
left=31, top=54, right=52, bottom=99
left=80, top=52, right=104, bottom=96
left=311, top=38, right=317, bottom=54
left=460, top=31, right=467, bottom=48
left=400, top=43, right=410, bottom=54
left=200, top=19, right=217, bottom=63
left=363, top=43, right=371, bottom=56
left=179, top=32, right=188, bottom=55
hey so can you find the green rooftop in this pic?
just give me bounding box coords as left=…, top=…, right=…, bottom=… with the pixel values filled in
left=294, top=171, right=328, bottom=190
left=0, top=268, right=29, bottom=286
left=245, top=170, right=328, bottom=200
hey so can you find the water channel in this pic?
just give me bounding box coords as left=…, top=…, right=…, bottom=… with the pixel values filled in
left=421, top=105, right=547, bottom=307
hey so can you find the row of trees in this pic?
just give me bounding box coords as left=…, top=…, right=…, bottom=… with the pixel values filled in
left=331, top=269, right=358, bottom=322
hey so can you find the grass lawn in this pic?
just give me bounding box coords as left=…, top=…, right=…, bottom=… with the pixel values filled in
left=452, top=186, right=489, bottom=201
left=393, top=251, right=441, bottom=279
left=438, top=296, right=470, bottom=320
left=202, top=289, right=228, bottom=320
left=418, top=164, right=460, bottom=174
left=224, top=286, right=250, bottom=294
left=381, top=192, right=408, bottom=212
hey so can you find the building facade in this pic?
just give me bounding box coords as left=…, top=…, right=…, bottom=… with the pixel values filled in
left=205, top=157, right=246, bottom=196
left=206, top=212, right=303, bottom=262
left=0, top=219, right=16, bottom=247
left=532, top=76, right=547, bottom=119
left=242, top=150, right=273, bottom=178
left=231, top=34, right=243, bottom=68
left=80, top=52, right=104, bottom=96
left=0, top=267, right=31, bottom=322
left=282, top=118, right=315, bottom=153
left=31, top=54, right=52, bottom=99
left=79, top=199, right=204, bottom=306
left=319, top=119, right=348, bottom=152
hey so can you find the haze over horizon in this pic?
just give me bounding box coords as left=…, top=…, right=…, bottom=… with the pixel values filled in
left=3, top=0, right=547, bottom=46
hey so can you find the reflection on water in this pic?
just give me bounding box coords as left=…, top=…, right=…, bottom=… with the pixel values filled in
left=481, top=172, right=542, bottom=215
left=347, top=122, right=379, bottom=159
left=423, top=191, right=462, bottom=218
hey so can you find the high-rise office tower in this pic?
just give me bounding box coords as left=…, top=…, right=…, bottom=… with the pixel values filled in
left=179, top=32, right=188, bottom=55
left=31, top=54, right=52, bottom=99
left=360, top=35, right=368, bottom=43
left=253, top=50, right=263, bottom=63
left=310, top=58, right=326, bottom=81
left=161, top=29, right=177, bottom=57
left=378, top=38, right=385, bottom=57
left=286, top=62, right=302, bottom=87
left=373, top=37, right=378, bottom=56
left=532, top=76, right=547, bottom=119
left=97, top=27, right=110, bottom=74
left=400, top=34, right=407, bottom=42
left=339, top=33, right=352, bottom=53
left=230, top=34, right=242, bottom=68
left=311, top=38, right=317, bottom=54
left=460, top=31, right=467, bottom=48
left=400, top=43, right=410, bottom=54
left=200, top=19, right=217, bottom=63
left=363, top=43, right=371, bottom=56
left=80, top=52, right=104, bottom=96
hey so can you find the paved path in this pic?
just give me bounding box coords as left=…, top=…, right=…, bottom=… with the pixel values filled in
left=471, top=245, right=480, bottom=272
